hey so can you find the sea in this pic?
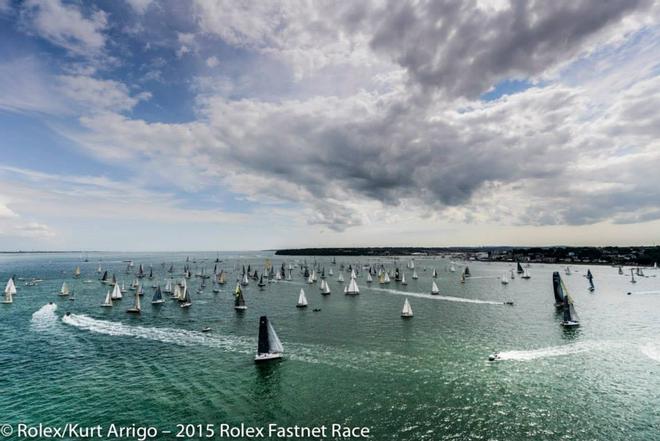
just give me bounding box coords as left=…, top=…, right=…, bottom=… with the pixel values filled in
left=1, top=252, right=659, bottom=440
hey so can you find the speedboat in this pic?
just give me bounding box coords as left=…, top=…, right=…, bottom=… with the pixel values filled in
left=488, top=352, right=501, bottom=361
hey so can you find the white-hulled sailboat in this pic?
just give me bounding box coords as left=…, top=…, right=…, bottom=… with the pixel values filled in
left=296, top=288, right=308, bottom=308
left=366, top=272, right=373, bottom=283
left=255, top=316, right=283, bottom=363
left=101, top=290, right=112, bottom=307
left=110, top=283, right=123, bottom=300
left=73, top=266, right=81, bottom=278
left=431, top=281, right=440, bottom=295
left=59, top=282, right=70, bottom=297
left=401, top=298, right=413, bottom=318
left=521, top=268, right=531, bottom=279
left=241, top=273, right=249, bottom=286
left=412, top=269, right=418, bottom=280
left=321, top=279, right=331, bottom=295
left=401, top=272, right=407, bottom=285
left=337, top=273, right=345, bottom=283
left=3, top=278, right=16, bottom=304
left=180, top=288, right=192, bottom=308
left=126, top=289, right=141, bottom=314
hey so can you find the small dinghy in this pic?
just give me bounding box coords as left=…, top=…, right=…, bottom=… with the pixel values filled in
left=201, top=327, right=212, bottom=333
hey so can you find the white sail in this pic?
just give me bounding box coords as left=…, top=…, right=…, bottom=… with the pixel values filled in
left=345, top=277, right=360, bottom=295
left=328, top=268, right=334, bottom=276
left=60, top=282, right=70, bottom=295
left=4, top=278, right=16, bottom=295
left=242, top=273, right=249, bottom=286
left=450, top=265, right=456, bottom=272
left=401, top=273, right=407, bottom=285
left=366, top=272, right=373, bottom=283
left=307, top=274, right=314, bottom=284
left=501, top=274, right=509, bottom=285
left=134, top=290, right=141, bottom=310
left=101, top=290, right=112, bottom=307
left=409, top=260, right=415, bottom=270
left=432, top=268, right=437, bottom=278
left=338, top=273, right=345, bottom=282
left=350, top=269, right=357, bottom=279
left=412, top=270, right=418, bottom=279
left=322, top=280, right=331, bottom=294
left=401, top=298, right=413, bottom=317
left=111, top=283, right=123, bottom=300
left=267, top=321, right=284, bottom=353
left=297, top=288, right=308, bottom=306
left=522, top=268, right=531, bottom=279
left=383, top=272, right=391, bottom=283
left=431, top=281, right=439, bottom=295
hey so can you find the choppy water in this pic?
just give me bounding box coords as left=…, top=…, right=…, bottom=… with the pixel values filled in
left=1, top=252, right=659, bottom=440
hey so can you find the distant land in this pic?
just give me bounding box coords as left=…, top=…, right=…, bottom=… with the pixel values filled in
left=275, top=246, right=660, bottom=266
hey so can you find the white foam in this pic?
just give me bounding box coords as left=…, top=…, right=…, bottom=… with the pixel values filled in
left=640, top=344, right=660, bottom=363
left=496, top=341, right=604, bottom=361
left=368, top=287, right=507, bottom=305
left=62, top=314, right=253, bottom=353
left=30, top=303, right=59, bottom=332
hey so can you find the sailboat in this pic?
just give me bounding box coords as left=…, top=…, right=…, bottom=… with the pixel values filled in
left=73, top=266, right=81, bottom=278
left=126, top=289, right=141, bottom=314
left=618, top=266, right=624, bottom=275
left=100, top=270, right=108, bottom=284
left=432, top=268, right=437, bottom=278
left=110, top=283, right=123, bottom=300
left=296, top=288, right=308, bottom=308
left=565, top=266, right=572, bottom=275
left=152, top=286, right=165, bottom=304
left=401, top=273, right=407, bottom=285
left=431, top=281, right=439, bottom=295
left=2, top=278, right=16, bottom=304
left=258, top=275, right=266, bottom=288
left=321, top=279, right=331, bottom=295
left=401, top=298, right=413, bottom=318
left=630, top=268, right=637, bottom=283
left=180, top=288, right=192, bottom=308
left=412, top=270, right=418, bottom=280
left=449, top=265, right=456, bottom=273
left=217, top=271, right=226, bottom=285
left=552, top=272, right=565, bottom=308
left=255, top=316, right=283, bottom=362
left=366, top=272, right=373, bottom=283
left=586, top=270, right=595, bottom=292
left=101, top=290, right=112, bottom=307
left=59, top=282, right=70, bottom=296
left=463, top=266, right=471, bottom=277
left=521, top=268, right=531, bottom=279
left=516, top=262, right=524, bottom=274
left=560, top=295, right=580, bottom=327
left=383, top=272, right=391, bottom=284
left=344, top=276, right=360, bottom=295
left=234, top=284, right=247, bottom=310
left=337, top=273, right=345, bottom=283
left=241, top=273, right=249, bottom=286
left=501, top=274, right=509, bottom=285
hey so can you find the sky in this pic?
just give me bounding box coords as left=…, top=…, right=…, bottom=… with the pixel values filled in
left=0, top=0, right=659, bottom=251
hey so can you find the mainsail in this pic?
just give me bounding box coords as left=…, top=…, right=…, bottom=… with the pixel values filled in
left=401, top=298, right=413, bottom=317
left=257, top=316, right=283, bottom=357
left=297, top=288, right=308, bottom=307
left=431, top=281, right=439, bottom=295
left=552, top=272, right=565, bottom=306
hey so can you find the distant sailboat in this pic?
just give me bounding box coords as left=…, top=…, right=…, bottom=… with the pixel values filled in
left=337, top=273, right=345, bottom=283
left=234, top=284, right=247, bottom=310
left=126, top=289, right=141, bottom=314
left=110, top=283, right=123, bottom=300
left=521, top=268, right=531, bottom=279
left=258, top=275, right=266, bottom=287
left=241, top=273, right=249, bottom=286
left=366, top=272, right=373, bottom=283
left=73, top=266, right=81, bottom=278
left=59, top=282, right=70, bottom=296
left=254, top=316, right=283, bottom=362
left=321, top=279, right=331, bottom=295
left=101, top=290, right=112, bottom=307
left=516, top=262, right=524, bottom=274
left=618, top=266, right=624, bottom=275
left=565, top=266, right=572, bottom=275
left=344, top=277, right=360, bottom=295
left=501, top=274, right=509, bottom=285
left=180, top=287, right=192, bottom=308
left=401, top=273, right=407, bottom=286
left=560, top=295, right=580, bottom=327
left=3, top=278, right=16, bottom=304
left=432, top=268, right=437, bottom=278
left=383, top=272, right=391, bottom=284
left=152, top=286, right=165, bottom=304
left=586, top=270, right=595, bottom=292
left=630, top=268, right=637, bottom=283
left=449, top=265, right=456, bottom=273
left=296, top=288, right=308, bottom=308
left=401, top=298, right=413, bottom=318
left=431, top=281, right=439, bottom=295
left=412, top=270, right=418, bottom=280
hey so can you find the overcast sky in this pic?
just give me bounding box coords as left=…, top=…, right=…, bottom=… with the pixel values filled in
left=1, top=0, right=659, bottom=251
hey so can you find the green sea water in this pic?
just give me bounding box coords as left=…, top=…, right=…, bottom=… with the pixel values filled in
left=1, top=252, right=659, bottom=440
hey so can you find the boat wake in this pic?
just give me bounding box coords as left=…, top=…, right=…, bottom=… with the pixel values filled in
left=495, top=341, right=607, bottom=361
left=30, top=303, right=59, bottom=332
left=61, top=314, right=427, bottom=372
left=368, top=287, right=507, bottom=305
left=627, top=290, right=660, bottom=295
left=62, top=313, right=254, bottom=353
left=640, top=344, right=660, bottom=363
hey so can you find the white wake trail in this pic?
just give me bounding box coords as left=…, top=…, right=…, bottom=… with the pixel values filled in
left=30, top=303, right=59, bottom=332
left=495, top=341, right=609, bottom=361
left=368, top=287, right=508, bottom=305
